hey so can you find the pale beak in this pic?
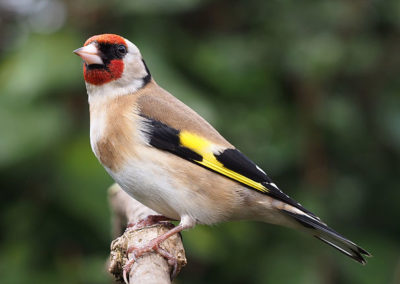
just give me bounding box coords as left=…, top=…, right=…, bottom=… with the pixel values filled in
left=73, top=43, right=104, bottom=65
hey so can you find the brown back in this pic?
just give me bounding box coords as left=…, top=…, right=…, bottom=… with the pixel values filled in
left=136, top=80, right=233, bottom=147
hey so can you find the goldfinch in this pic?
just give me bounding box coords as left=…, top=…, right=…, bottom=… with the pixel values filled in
left=74, top=34, right=370, bottom=276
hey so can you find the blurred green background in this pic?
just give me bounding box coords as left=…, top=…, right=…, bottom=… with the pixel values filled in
left=1, top=0, right=399, bottom=283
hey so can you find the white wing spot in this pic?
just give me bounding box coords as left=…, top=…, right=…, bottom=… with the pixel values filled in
left=269, top=182, right=278, bottom=188
left=269, top=182, right=284, bottom=193
left=256, top=165, right=266, bottom=175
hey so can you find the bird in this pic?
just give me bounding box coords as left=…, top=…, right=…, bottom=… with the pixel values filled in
left=74, top=33, right=370, bottom=280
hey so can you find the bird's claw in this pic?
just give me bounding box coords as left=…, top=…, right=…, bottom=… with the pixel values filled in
left=122, top=241, right=179, bottom=283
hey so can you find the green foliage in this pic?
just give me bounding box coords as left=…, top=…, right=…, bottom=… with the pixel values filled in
left=1, top=0, right=399, bottom=283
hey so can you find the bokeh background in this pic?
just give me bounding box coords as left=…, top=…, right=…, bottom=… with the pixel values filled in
left=1, top=0, right=399, bottom=283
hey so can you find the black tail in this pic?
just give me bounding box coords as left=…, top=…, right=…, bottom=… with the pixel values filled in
left=283, top=210, right=371, bottom=264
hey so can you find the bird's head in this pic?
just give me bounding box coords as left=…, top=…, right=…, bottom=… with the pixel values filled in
left=74, top=34, right=151, bottom=96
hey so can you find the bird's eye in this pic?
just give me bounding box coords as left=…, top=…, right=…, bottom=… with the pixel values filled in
left=117, top=44, right=127, bottom=55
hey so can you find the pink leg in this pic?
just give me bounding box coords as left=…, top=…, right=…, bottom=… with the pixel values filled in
left=123, top=217, right=195, bottom=283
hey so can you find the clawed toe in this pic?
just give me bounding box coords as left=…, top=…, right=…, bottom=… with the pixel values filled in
left=122, top=256, right=136, bottom=284
left=121, top=218, right=191, bottom=283
left=155, top=246, right=179, bottom=279
left=123, top=242, right=179, bottom=283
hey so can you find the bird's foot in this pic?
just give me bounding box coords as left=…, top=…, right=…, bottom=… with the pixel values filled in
left=122, top=237, right=179, bottom=283
left=122, top=218, right=191, bottom=283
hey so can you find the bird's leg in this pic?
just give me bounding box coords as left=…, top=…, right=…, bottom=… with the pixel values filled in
left=123, top=216, right=194, bottom=283
left=127, top=215, right=173, bottom=231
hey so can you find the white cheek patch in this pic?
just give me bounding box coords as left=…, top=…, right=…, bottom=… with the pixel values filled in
left=124, top=53, right=148, bottom=79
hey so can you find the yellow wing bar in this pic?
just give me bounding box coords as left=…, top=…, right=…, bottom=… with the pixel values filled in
left=179, top=131, right=268, bottom=193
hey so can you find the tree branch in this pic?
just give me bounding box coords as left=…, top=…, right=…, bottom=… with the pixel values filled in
left=107, top=184, right=187, bottom=283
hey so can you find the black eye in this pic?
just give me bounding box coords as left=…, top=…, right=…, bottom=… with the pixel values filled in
left=117, top=44, right=127, bottom=55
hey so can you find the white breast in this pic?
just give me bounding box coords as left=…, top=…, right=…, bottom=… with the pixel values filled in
left=110, top=154, right=182, bottom=221
left=88, top=93, right=109, bottom=161
left=89, top=113, right=107, bottom=160
left=108, top=145, right=234, bottom=225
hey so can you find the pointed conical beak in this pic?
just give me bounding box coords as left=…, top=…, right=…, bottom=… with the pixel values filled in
left=73, top=43, right=104, bottom=65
